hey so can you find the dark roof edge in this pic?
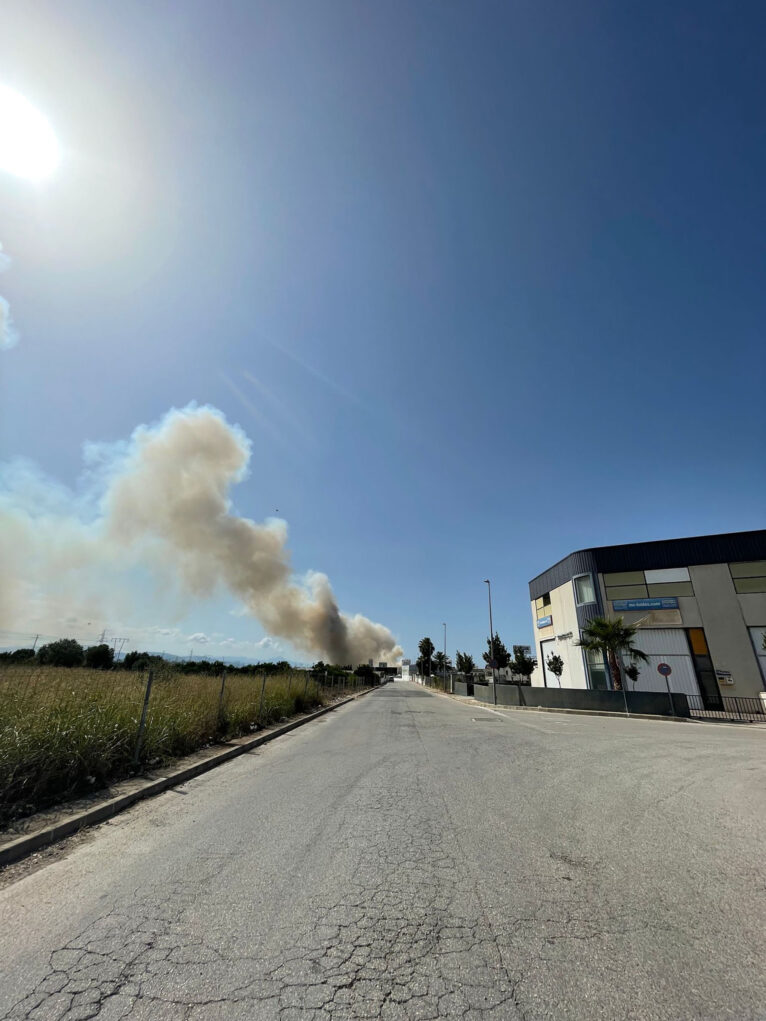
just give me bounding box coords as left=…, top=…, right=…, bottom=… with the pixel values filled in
left=528, top=549, right=592, bottom=588
left=528, top=528, right=766, bottom=588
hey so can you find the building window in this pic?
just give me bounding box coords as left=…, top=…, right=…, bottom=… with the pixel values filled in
left=534, top=592, right=552, bottom=617
left=730, top=561, right=766, bottom=594
left=686, top=628, right=722, bottom=710
left=605, top=566, right=694, bottom=602
left=573, top=574, right=596, bottom=606
left=644, top=567, right=690, bottom=584
left=585, top=649, right=609, bottom=690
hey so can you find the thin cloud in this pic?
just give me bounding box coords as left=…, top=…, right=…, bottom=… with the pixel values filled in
left=242, top=370, right=317, bottom=448
left=255, top=330, right=360, bottom=408
left=0, top=243, right=18, bottom=351
left=218, top=370, right=294, bottom=452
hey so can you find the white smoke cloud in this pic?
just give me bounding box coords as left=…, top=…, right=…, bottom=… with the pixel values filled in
left=0, top=404, right=402, bottom=664
left=0, top=243, right=18, bottom=351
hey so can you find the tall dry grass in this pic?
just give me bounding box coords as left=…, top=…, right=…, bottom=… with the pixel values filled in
left=0, top=665, right=347, bottom=827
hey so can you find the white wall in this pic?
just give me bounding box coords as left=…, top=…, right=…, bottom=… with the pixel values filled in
left=532, top=580, right=588, bottom=688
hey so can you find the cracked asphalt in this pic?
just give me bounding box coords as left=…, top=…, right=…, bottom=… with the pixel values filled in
left=1, top=682, right=765, bottom=1020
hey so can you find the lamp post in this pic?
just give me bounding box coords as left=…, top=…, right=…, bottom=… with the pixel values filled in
left=484, top=579, right=497, bottom=705
left=442, top=622, right=447, bottom=692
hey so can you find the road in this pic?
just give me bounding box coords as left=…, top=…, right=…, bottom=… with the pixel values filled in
left=1, top=681, right=765, bottom=1020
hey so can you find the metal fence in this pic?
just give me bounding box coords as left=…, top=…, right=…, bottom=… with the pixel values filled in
left=687, top=694, right=766, bottom=722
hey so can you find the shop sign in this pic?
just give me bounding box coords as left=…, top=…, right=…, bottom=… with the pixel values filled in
left=612, top=597, right=679, bottom=611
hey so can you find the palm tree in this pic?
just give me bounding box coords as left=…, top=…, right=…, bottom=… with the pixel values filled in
left=456, top=651, right=475, bottom=677
left=576, top=616, right=648, bottom=691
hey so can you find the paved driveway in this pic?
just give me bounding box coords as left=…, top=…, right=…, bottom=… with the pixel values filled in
left=1, top=682, right=764, bottom=1020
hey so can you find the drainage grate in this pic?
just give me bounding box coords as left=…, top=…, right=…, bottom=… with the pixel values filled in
left=472, top=717, right=502, bottom=722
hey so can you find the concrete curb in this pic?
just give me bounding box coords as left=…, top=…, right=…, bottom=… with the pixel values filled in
left=0, top=688, right=374, bottom=869
left=422, top=686, right=695, bottom=723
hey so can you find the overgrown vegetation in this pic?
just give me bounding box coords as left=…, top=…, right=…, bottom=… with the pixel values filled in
left=0, top=663, right=364, bottom=827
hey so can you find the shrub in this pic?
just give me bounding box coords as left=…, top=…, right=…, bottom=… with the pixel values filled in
left=84, top=644, right=114, bottom=670
left=36, top=639, right=85, bottom=667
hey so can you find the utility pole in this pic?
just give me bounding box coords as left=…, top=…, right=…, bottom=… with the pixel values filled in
left=484, top=579, right=497, bottom=705
left=31, top=634, right=39, bottom=652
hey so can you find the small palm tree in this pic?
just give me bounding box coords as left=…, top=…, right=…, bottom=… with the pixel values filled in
left=456, top=651, right=475, bottom=677
left=576, top=616, right=648, bottom=691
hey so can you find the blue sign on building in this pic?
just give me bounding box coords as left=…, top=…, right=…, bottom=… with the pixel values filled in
left=612, top=597, right=679, bottom=611
left=536, top=615, right=553, bottom=628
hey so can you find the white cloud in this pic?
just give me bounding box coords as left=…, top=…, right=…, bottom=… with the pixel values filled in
left=187, top=631, right=210, bottom=644
left=255, top=636, right=281, bottom=652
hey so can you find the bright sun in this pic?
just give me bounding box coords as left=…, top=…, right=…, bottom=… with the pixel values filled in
left=0, top=84, right=60, bottom=181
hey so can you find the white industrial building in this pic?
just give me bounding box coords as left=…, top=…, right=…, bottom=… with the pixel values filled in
left=529, top=530, right=766, bottom=703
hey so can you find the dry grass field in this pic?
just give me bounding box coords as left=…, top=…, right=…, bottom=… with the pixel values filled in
left=0, top=665, right=343, bottom=827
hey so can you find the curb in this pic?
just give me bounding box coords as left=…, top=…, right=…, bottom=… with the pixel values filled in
left=422, top=686, right=694, bottom=723
left=0, top=688, right=375, bottom=869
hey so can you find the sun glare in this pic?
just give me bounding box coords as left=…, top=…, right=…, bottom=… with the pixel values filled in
left=0, top=85, right=60, bottom=181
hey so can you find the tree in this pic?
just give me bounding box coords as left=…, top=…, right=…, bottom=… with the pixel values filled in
left=482, top=633, right=510, bottom=669
left=417, top=637, right=435, bottom=676
left=354, top=663, right=376, bottom=682
left=624, top=663, right=640, bottom=688
left=576, top=616, right=648, bottom=691
left=456, top=651, right=475, bottom=677
left=122, top=650, right=164, bottom=672
left=37, top=639, right=85, bottom=668
left=511, top=646, right=537, bottom=685
left=84, top=643, right=114, bottom=670
left=433, top=651, right=453, bottom=675
left=545, top=652, right=564, bottom=688
left=10, top=648, right=36, bottom=663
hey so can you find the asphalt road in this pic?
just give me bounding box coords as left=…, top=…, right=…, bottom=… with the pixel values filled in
left=1, top=682, right=765, bottom=1021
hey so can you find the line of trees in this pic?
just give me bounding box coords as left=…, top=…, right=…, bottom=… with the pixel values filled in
left=415, top=613, right=658, bottom=692
left=415, top=633, right=537, bottom=684
left=0, top=638, right=294, bottom=676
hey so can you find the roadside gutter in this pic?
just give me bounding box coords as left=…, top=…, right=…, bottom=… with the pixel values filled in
left=0, top=688, right=375, bottom=869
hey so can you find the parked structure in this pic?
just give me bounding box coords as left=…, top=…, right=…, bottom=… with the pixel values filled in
left=529, top=530, right=766, bottom=701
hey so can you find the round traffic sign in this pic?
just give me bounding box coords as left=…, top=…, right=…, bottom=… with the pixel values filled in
left=657, top=662, right=672, bottom=676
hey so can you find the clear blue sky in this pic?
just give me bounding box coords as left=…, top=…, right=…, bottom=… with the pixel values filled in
left=1, top=1, right=764, bottom=662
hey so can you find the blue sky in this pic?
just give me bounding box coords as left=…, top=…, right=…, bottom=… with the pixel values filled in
left=1, top=0, right=764, bottom=663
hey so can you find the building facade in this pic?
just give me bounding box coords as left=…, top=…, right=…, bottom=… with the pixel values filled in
left=529, top=530, right=766, bottom=701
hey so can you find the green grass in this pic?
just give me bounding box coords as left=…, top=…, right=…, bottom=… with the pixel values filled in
left=0, top=665, right=357, bottom=827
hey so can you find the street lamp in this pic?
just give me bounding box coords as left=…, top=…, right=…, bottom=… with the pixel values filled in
left=484, top=579, right=497, bottom=705
left=442, top=622, right=447, bottom=692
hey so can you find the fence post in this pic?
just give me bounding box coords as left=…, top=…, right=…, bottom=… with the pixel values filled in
left=303, top=671, right=309, bottom=696
left=217, top=669, right=227, bottom=733
left=133, top=669, right=154, bottom=767
left=664, top=675, right=675, bottom=717
left=287, top=673, right=292, bottom=694
left=258, top=672, right=267, bottom=727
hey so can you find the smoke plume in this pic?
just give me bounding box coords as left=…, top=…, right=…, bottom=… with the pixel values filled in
left=0, top=405, right=402, bottom=664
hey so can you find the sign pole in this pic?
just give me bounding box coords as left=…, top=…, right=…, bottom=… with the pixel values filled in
left=657, top=662, right=674, bottom=716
